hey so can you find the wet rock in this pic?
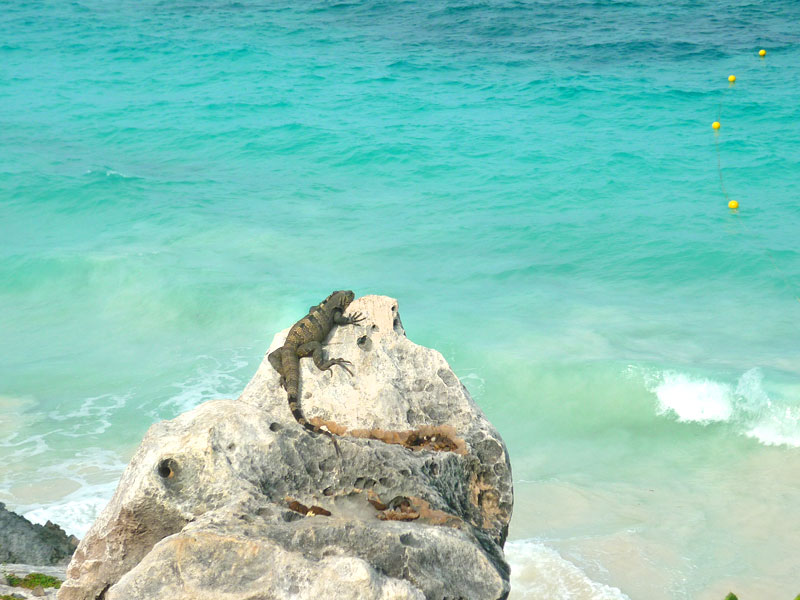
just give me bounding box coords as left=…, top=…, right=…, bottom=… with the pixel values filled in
left=58, top=295, right=513, bottom=600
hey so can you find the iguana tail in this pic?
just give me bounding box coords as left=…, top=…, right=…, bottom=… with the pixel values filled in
left=288, top=393, right=341, bottom=458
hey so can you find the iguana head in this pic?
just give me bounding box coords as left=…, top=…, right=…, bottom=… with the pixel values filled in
left=326, top=290, right=355, bottom=309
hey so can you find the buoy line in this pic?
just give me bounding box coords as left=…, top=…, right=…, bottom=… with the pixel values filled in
left=711, top=49, right=800, bottom=302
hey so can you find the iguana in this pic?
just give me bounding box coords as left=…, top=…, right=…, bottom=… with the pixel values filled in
left=268, top=290, right=364, bottom=456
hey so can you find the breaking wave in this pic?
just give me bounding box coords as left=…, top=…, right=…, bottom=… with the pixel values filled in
left=645, top=367, right=800, bottom=447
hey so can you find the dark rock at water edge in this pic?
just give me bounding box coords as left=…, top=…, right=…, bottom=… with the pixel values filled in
left=0, top=503, right=78, bottom=566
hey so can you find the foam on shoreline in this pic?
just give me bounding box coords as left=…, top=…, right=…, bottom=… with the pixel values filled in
left=506, top=539, right=629, bottom=600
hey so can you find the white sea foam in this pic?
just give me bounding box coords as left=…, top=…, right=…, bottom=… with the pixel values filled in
left=746, top=412, right=800, bottom=447
left=457, top=371, right=486, bottom=399
left=0, top=431, right=51, bottom=459
left=506, top=539, right=629, bottom=600
left=83, top=167, right=132, bottom=178
left=17, top=448, right=128, bottom=538
left=652, top=372, right=733, bottom=423
left=23, top=481, right=117, bottom=539
left=51, top=392, right=130, bottom=437
left=151, top=352, right=250, bottom=419
left=0, top=395, right=50, bottom=458
left=644, top=367, right=800, bottom=447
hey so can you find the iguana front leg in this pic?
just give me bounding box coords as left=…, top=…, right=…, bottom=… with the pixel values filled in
left=296, top=341, right=354, bottom=377
left=334, top=310, right=365, bottom=326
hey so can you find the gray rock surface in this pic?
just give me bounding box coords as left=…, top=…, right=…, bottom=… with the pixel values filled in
left=0, top=503, right=78, bottom=566
left=58, top=295, right=513, bottom=600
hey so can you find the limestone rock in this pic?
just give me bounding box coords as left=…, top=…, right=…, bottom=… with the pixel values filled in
left=0, top=503, right=78, bottom=565
left=58, top=295, right=513, bottom=600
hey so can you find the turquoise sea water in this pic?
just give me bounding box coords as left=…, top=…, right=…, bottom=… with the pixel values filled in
left=2, top=1, right=799, bottom=597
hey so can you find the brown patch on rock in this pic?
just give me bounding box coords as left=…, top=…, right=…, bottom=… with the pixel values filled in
left=366, top=490, right=388, bottom=511
left=360, top=424, right=468, bottom=455
left=307, top=421, right=469, bottom=454
left=286, top=499, right=309, bottom=515
left=407, top=496, right=463, bottom=528
left=404, top=426, right=463, bottom=453
left=367, top=492, right=461, bottom=528
left=285, top=498, right=331, bottom=517
left=376, top=496, right=419, bottom=521
left=306, top=506, right=331, bottom=517
left=377, top=509, right=420, bottom=521
left=468, top=470, right=505, bottom=530
left=308, top=417, right=347, bottom=436
left=388, top=496, right=414, bottom=513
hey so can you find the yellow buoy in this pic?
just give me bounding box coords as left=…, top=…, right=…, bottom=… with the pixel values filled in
left=712, top=121, right=721, bottom=130
left=759, top=49, right=766, bottom=57
left=729, top=200, right=739, bottom=209
left=728, top=74, right=736, bottom=83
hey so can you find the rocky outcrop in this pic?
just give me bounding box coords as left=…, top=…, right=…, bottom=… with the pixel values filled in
left=0, top=503, right=78, bottom=566
left=57, top=295, right=513, bottom=600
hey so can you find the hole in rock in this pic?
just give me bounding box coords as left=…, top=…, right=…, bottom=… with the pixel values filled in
left=269, top=422, right=282, bottom=432
left=157, top=458, right=177, bottom=479
left=399, top=533, right=421, bottom=547
left=357, top=334, right=373, bottom=351
left=282, top=511, right=303, bottom=523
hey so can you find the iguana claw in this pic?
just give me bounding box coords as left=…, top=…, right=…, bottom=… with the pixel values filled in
left=327, top=358, right=354, bottom=377
left=347, top=311, right=365, bottom=325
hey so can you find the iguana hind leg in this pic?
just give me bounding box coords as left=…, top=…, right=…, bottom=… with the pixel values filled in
left=296, top=341, right=354, bottom=377
left=268, top=348, right=287, bottom=389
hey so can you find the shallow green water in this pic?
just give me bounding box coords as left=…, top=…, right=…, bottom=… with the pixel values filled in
left=2, top=1, right=799, bottom=597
